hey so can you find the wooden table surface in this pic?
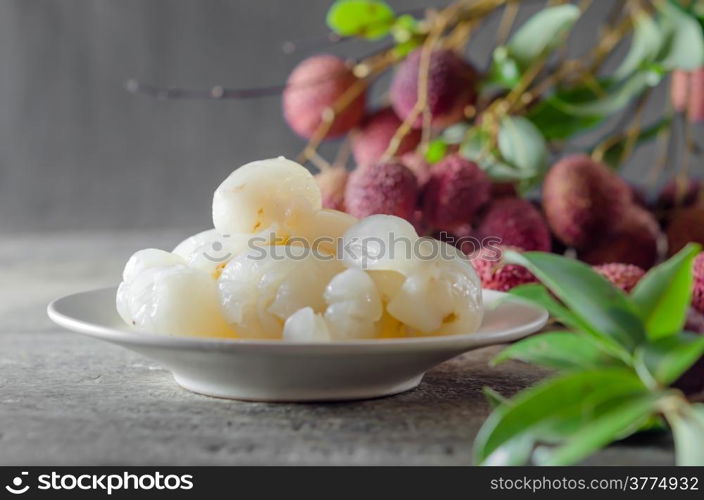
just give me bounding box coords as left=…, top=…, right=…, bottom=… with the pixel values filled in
left=0, top=231, right=674, bottom=465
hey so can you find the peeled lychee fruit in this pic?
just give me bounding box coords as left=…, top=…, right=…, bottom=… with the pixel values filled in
left=476, top=198, right=551, bottom=252
left=542, top=154, right=632, bottom=249
left=692, top=253, right=704, bottom=314
left=351, top=108, right=421, bottom=166
left=469, top=245, right=537, bottom=292
left=422, top=154, right=491, bottom=231
left=667, top=206, right=704, bottom=256
left=390, top=48, right=477, bottom=129
left=344, top=161, right=418, bottom=220
left=578, top=206, right=660, bottom=269
left=283, top=54, right=366, bottom=140
left=593, top=263, right=645, bottom=293
left=315, top=167, right=348, bottom=210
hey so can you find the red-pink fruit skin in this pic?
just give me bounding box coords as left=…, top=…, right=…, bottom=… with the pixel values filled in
left=470, top=245, right=537, bottom=292
left=390, top=49, right=477, bottom=129
left=688, top=68, right=704, bottom=124
left=283, top=54, right=366, bottom=140
left=422, top=154, right=491, bottom=231
left=542, top=154, right=632, bottom=249
left=578, top=206, right=660, bottom=269
left=401, top=152, right=433, bottom=190
left=344, top=161, right=418, bottom=220
left=671, top=70, right=690, bottom=113
left=315, top=167, right=349, bottom=210
left=351, top=108, right=421, bottom=167
left=593, top=263, right=645, bottom=293
left=692, top=253, right=704, bottom=314
left=477, top=198, right=551, bottom=252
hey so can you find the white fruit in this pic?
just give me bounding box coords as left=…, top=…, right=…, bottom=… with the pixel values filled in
left=293, top=209, right=358, bottom=256
left=218, top=245, right=342, bottom=339
left=212, top=157, right=321, bottom=237
left=324, top=269, right=382, bottom=340
left=283, top=307, right=331, bottom=342
left=341, top=215, right=420, bottom=274
left=116, top=249, right=236, bottom=338
left=386, top=240, right=483, bottom=335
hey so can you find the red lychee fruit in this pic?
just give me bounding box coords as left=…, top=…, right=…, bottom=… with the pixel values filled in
left=578, top=206, right=660, bottom=269
left=671, top=69, right=690, bottom=113
left=593, top=263, right=645, bottom=293
left=667, top=206, right=704, bottom=256
left=390, top=49, right=478, bottom=129
left=351, top=108, right=421, bottom=167
left=542, top=154, right=633, bottom=249
left=434, top=223, right=477, bottom=255
left=692, top=253, right=704, bottom=314
left=422, top=154, right=491, bottom=231
left=400, top=151, right=433, bottom=189
left=344, top=161, right=418, bottom=220
left=315, top=167, right=348, bottom=210
left=469, top=245, right=537, bottom=292
left=688, top=68, right=704, bottom=123
left=476, top=198, right=551, bottom=252
left=283, top=54, right=366, bottom=140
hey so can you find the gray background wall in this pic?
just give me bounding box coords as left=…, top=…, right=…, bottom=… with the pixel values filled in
left=0, top=1, right=666, bottom=233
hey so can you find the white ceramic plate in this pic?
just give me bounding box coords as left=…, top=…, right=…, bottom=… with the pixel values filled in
left=48, top=287, right=547, bottom=402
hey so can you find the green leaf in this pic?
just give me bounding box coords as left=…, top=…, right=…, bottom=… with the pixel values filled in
left=615, top=13, right=664, bottom=79
left=667, top=403, right=704, bottom=466
left=527, top=87, right=603, bottom=140
left=507, top=4, right=581, bottom=69
left=486, top=46, right=522, bottom=89
left=599, top=117, right=673, bottom=169
left=424, top=139, right=447, bottom=164
left=504, top=251, right=645, bottom=351
left=442, top=123, right=470, bottom=145
left=326, top=0, right=395, bottom=40
left=493, top=331, right=624, bottom=371
left=498, top=116, right=548, bottom=178
left=659, top=1, right=704, bottom=70
left=474, top=369, right=647, bottom=465
left=535, top=392, right=661, bottom=465
left=483, top=387, right=510, bottom=409
left=636, top=332, right=704, bottom=387
left=554, top=69, right=662, bottom=116
left=631, top=243, right=701, bottom=340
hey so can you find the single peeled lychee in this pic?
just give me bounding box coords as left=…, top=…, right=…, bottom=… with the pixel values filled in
left=390, top=48, right=477, bottom=129
left=315, top=167, right=348, bottom=210
left=542, top=154, right=632, bottom=249
left=351, top=108, right=421, bottom=166
left=476, top=198, right=551, bottom=252
left=283, top=54, right=366, bottom=139
left=344, top=161, right=418, bottom=220
left=692, top=253, right=704, bottom=314
left=578, top=206, right=660, bottom=269
left=469, top=245, right=537, bottom=292
left=593, top=263, right=645, bottom=293
left=422, top=154, right=491, bottom=231
left=667, top=206, right=704, bottom=256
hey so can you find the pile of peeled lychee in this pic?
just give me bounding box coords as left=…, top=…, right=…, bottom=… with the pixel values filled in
left=282, top=50, right=704, bottom=326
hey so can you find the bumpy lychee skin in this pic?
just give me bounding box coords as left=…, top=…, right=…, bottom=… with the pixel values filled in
left=667, top=206, right=704, bottom=256
left=469, top=245, right=537, bottom=292
left=315, top=167, right=348, bottom=210
left=542, top=154, right=632, bottom=249
left=578, top=206, right=660, bottom=269
left=390, top=49, right=478, bottom=129
left=351, top=108, right=421, bottom=167
left=422, top=154, right=491, bottom=231
left=283, top=54, right=366, bottom=140
left=344, top=161, right=418, bottom=220
left=593, top=263, right=645, bottom=293
left=477, top=198, right=551, bottom=252
left=692, top=253, right=704, bottom=314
